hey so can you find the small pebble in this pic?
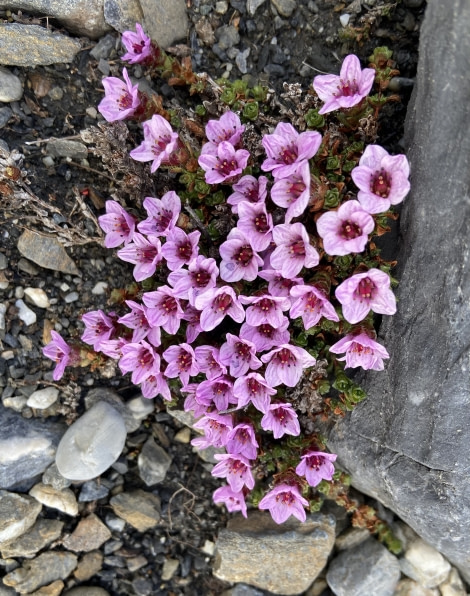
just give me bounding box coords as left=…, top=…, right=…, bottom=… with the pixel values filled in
left=64, top=291, right=79, bottom=303
left=92, top=281, right=108, bottom=295
left=24, top=287, right=50, bottom=308
left=15, top=299, right=37, bottom=325
left=340, top=13, right=351, bottom=26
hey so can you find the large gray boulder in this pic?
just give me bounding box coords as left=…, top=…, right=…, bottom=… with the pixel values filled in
left=326, top=0, right=470, bottom=582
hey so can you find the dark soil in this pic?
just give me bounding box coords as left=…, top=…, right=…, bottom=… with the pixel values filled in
left=0, top=1, right=424, bottom=594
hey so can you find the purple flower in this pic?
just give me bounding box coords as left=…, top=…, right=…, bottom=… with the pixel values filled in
left=219, top=228, right=264, bottom=282
left=258, top=269, right=303, bottom=303
left=99, top=337, right=128, bottom=360
left=270, top=223, right=319, bottom=279
left=313, top=54, right=375, bottom=114
left=116, top=233, right=162, bottom=281
left=227, top=175, right=269, bottom=214
left=130, top=115, right=180, bottom=173
left=211, top=453, right=255, bottom=492
left=261, top=402, right=300, bottom=438
left=198, top=141, right=250, bottom=185
left=118, top=300, right=161, bottom=346
left=205, top=110, right=245, bottom=146
left=219, top=333, right=262, bottom=378
left=335, top=268, right=397, bottom=324
left=261, top=344, right=316, bottom=387
left=142, top=286, right=184, bottom=334
left=289, top=284, right=339, bottom=330
left=98, top=199, right=136, bottom=248
left=226, top=423, right=259, bottom=460
left=329, top=332, right=390, bottom=370
left=351, top=144, right=411, bottom=214
left=161, top=228, right=200, bottom=271
left=239, top=320, right=290, bottom=352
left=137, top=191, right=181, bottom=237
left=121, top=23, right=153, bottom=64
left=141, top=373, right=171, bottom=400
left=192, top=412, right=233, bottom=448
left=182, top=305, right=203, bottom=343
left=119, top=340, right=160, bottom=385
left=271, top=160, right=311, bottom=223
left=162, top=343, right=200, bottom=386
left=316, top=200, right=375, bottom=256
left=195, top=376, right=236, bottom=411
left=42, top=331, right=71, bottom=381
left=81, top=309, right=115, bottom=350
left=98, top=68, right=141, bottom=122
left=233, top=372, right=276, bottom=413
left=236, top=201, right=273, bottom=252
left=213, top=486, right=247, bottom=518
left=168, top=255, right=219, bottom=304
left=261, top=123, right=322, bottom=179
left=194, top=286, right=245, bottom=331
left=295, top=451, right=337, bottom=487
left=239, top=294, right=290, bottom=329
left=258, top=483, right=308, bottom=524
left=194, top=346, right=227, bottom=380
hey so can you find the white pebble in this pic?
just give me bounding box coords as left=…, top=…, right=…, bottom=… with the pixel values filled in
left=340, top=13, right=350, bottom=26
left=24, top=287, right=50, bottom=308
left=27, top=387, right=60, bottom=409
left=92, top=281, right=108, bottom=295
left=15, top=299, right=37, bottom=325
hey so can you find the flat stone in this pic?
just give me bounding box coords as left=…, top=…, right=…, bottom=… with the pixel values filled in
left=0, top=24, right=82, bottom=67
left=17, top=230, right=80, bottom=276
left=3, top=551, right=77, bottom=594
left=84, top=387, right=138, bottom=433
left=15, top=299, right=37, bottom=325
left=73, top=550, right=104, bottom=582
left=24, top=287, right=50, bottom=308
left=0, top=405, right=66, bottom=490
left=326, top=538, right=401, bottom=596
left=27, top=387, right=60, bottom=410
left=0, top=1, right=111, bottom=39
left=1, top=518, right=64, bottom=559
left=393, top=579, right=439, bottom=596
left=161, top=558, right=179, bottom=581
left=214, top=511, right=336, bottom=595
left=139, top=0, right=189, bottom=48
left=0, top=491, right=42, bottom=545
left=0, top=66, right=23, bottom=102
left=400, top=539, right=451, bottom=587
left=55, top=401, right=127, bottom=482
left=62, top=514, right=111, bottom=552
left=103, top=0, right=144, bottom=33
left=46, top=140, right=88, bottom=160
left=110, top=489, right=161, bottom=532
left=29, top=580, right=64, bottom=596
left=137, top=437, right=172, bottom=486
left=29, top=483, right=78, bottom=516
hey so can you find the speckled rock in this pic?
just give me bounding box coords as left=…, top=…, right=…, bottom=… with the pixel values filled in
left=0, top=24, right=82, bottom=66
left=110, top=489, right=161, bottom=532
left=139, top=0, right=189, bottom=48
left=0, top=1, right=111, bottom=39
left=3, top=551, right=77, bottom=594
left=0, top=491, right=42, bottom=545
left=17, top=229, right=80, bottom=275
left=0, top=518, right=64, bottom=559
left=62, top=514, right=111, bottom=552
left=103, top=0, right=143, bottom=33
left=214, top=511, right=336, bottom=595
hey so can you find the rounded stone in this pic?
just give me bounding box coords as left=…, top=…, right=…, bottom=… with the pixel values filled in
left=0, top=66, right=23, bottom=102
left=55, top=401, right=127, bottom=481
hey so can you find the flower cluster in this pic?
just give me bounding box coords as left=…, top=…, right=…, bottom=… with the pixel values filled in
left=43, top=27, right=410, bottom=525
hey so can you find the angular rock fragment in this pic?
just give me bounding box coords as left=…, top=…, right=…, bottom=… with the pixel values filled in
left=17, top=230, right=80, bottom=276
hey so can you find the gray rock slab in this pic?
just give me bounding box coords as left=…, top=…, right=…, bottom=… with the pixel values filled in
left=3, top=551, right=77, bottom=594
left=0, top=491, right=42, bottom=544
left=139, top=0, right=189, bottom=49
left=0, top=66, right=23, bottom=102
left=17, top=229, right=80, bottom=276
left=213, top=511, right=336, bottom=595
left=0, top=404, right=66, bottom=490
left=55, top=401, right=127, bottom=481
left=0, top=1, right=111, bottom=39
left=326, top=538, right=401, bottom=596
left=0, top=24, right=82, bottom=66
left=103, top=0, right=143, bottom=33
left=46, top=139, right=88, bottom=160
left=325, top=0, right=470, bottom=583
